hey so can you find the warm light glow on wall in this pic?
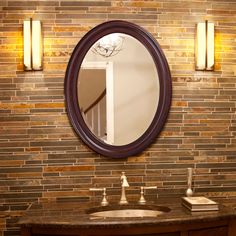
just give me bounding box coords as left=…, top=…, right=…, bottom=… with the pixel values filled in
left=23, top=19, right=43, bottom=71
left=195, top=21, right=214, bottom=71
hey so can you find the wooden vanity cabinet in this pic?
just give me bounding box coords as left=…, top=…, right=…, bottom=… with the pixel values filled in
left=188, top=226, right=228, bottom=236
left=21, top=219, right=236, bottom=236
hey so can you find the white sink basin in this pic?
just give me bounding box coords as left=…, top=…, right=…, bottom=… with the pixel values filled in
left=90, top=209, right=165, bottom=218
left=88, top=205, right=170, bottom=218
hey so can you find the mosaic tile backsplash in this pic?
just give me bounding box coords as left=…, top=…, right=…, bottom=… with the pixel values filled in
left=0, top=0, right=236, bottom=235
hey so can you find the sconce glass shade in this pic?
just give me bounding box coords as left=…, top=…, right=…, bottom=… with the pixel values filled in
left=195, top=21, right=214, bottom=71
left=23, top=20, right=31, bottom=70
left=23, top=19, right=43, bottom=71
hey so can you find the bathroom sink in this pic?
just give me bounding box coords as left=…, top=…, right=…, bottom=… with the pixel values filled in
left=90, top=209, right=165, bottom=218
left=87, top=204, right=170, bottom=218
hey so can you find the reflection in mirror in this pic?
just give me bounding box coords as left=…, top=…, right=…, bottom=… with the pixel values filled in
left=78, top=33, right=159, bottom=146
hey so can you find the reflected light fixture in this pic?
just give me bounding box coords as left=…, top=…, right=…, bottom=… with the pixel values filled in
left=92, top=33, right=124, bottom=58
left=195, top=21, right=214, bottom=71
left=23, top=18, right=43, bottom=71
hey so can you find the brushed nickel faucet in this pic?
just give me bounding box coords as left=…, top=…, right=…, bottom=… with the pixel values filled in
left=138, top=186, right=157, bottom=205
left=89, top=187, right=109, bottom=206
left=119, top=172, right=129, bottom=205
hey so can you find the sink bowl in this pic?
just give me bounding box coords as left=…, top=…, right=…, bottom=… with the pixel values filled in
left=90, top=209, right=165, bottom=218
left=87, top=204, right=170, bottom=218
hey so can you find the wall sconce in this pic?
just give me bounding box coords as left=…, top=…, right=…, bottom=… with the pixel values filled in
left=23, top=18, right=43, bottom=71
left=195, top=21, right=214, bottom=71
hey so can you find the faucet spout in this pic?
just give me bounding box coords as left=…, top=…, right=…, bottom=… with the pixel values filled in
left=119, top=172, right=129, bottom=205
left=121, top=172, right=129, bottom=187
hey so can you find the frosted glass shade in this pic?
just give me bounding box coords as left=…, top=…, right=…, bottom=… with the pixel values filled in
left=23, top=19, right=42, bottom=71
left=195, top=21, right=214, bottom=71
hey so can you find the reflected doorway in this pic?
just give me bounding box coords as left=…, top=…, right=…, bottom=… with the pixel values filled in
left=78, top=62, right=114, bottom=144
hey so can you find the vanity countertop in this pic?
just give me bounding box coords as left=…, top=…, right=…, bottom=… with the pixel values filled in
left=18, top=198, right=236, bottom=229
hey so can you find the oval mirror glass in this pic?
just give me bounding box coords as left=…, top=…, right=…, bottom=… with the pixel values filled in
left=78, top=33, right=159, bottom=146
left=65, top=20, right=172, bottom=158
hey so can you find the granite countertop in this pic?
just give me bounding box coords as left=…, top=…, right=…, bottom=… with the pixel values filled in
left=18, top=198, right=236, bottom=229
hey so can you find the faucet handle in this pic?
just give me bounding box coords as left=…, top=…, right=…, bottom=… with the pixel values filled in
left=138, top=186, right=157, bottom=205
left=143, top=186, right=157, bottom=190
left=89, top=188, right=109, bottom=206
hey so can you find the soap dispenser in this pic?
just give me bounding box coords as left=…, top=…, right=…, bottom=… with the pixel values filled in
left=186, top=168, right=193, bottom=197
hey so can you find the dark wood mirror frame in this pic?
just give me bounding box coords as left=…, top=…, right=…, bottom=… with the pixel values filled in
left=64, top=20, right=172, bottom=158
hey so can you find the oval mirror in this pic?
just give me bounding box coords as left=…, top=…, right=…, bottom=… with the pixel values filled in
left=65, top=20, right=172, bottom=158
